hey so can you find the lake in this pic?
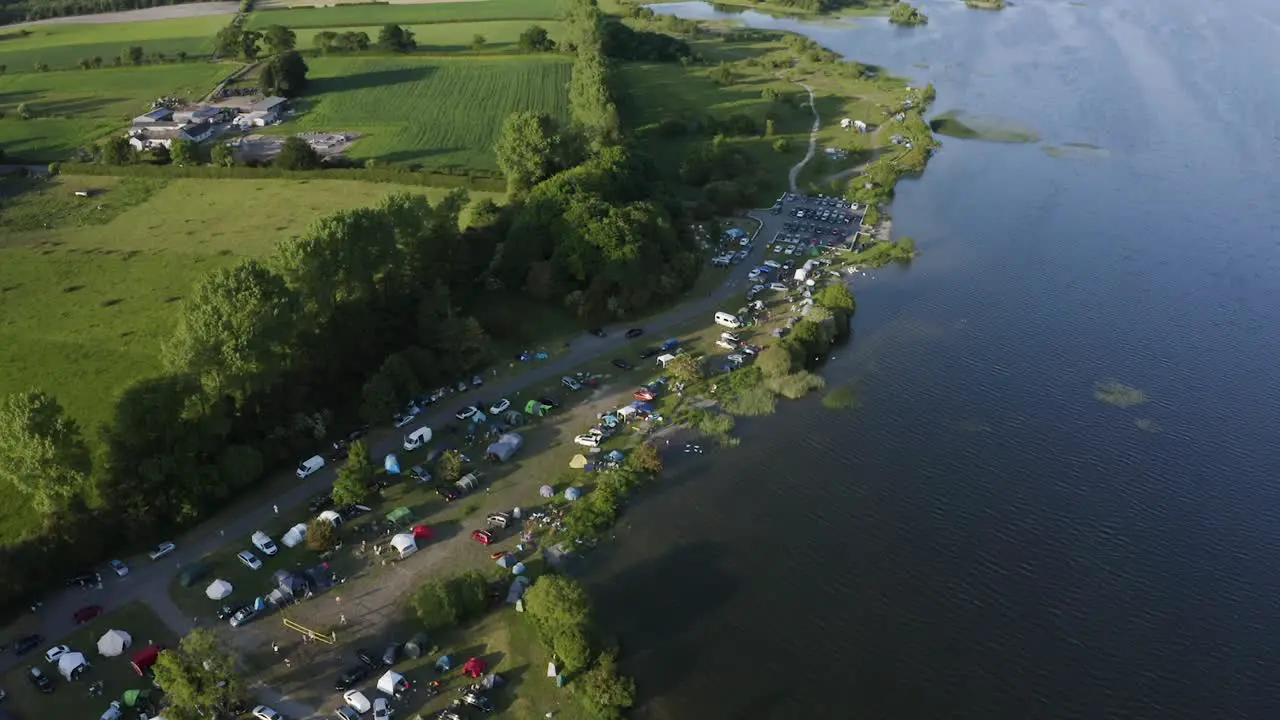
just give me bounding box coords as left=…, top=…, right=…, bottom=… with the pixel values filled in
left=584, top=1, right=1280, bottom=718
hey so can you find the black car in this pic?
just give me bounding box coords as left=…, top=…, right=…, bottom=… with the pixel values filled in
left=14, top=634, right=42, bottom=656
left=66, top=572, right=100, bottom=588
left=611, top=359, right=633, bottom=371
left=356, top=647, right=379, bottom=668
left=536, top=396, right=559, bottom=409
left=28, top=666, right=53, bottom=694
left=639, top=347, right=660, bottom=359
left=330, top=442, right=350, bottom=461
left=625, top=327, right=644, bottom=339
left=382, top=642, right=400, bottom=666
left=334, top=665, right=370, bottom=691
left=216, top=604, right=245, bottom=621
left=587, top=328, right=607, bottom=338
left=436, top=486, right=461, bottom=502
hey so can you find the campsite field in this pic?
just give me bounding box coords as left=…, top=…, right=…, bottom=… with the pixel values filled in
left=291, top=55, right=572, bottom=168
left=0, top=16, right=223, bottom=72
left=293, top=19, right=565, bottom=54
left=246, top=0, right=565, bottom=30
left=0, top=61, right=235, bottom=160
left=0, top=602, right=177, bottom=720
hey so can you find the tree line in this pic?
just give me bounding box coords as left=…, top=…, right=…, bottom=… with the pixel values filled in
left=0, top=0, right=210, bottom=24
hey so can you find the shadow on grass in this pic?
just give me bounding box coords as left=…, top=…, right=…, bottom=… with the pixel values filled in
left=309, top=64, right=437, bottom=95
left=35, top=95, right=131, bottom=117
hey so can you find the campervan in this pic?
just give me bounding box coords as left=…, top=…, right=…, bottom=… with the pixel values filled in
left=714, top=312, right=743, bottom=329
left=403, top=426, right=432, bottom=451
left=296, top=455, right=325, bottom=479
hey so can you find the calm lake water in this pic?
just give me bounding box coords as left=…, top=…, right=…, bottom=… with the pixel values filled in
left=584, top=1, right=1280, bottom=718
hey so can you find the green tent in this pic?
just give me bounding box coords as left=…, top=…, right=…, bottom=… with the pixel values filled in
left=177, top=562, right=210, bottom=588
left=386, top=506, right=412, bottom=525
left=524, top=399, right=548, bottom=417
left=122, top=689, right=149, bottom=707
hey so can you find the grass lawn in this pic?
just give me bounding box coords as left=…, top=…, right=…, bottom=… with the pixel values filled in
left=0, top=61, right=236, bottom=161
left=0, top=16, right=223, bottom=73
left=1, top=602, right=177, bottom=720
left=293, top=20, right=565, bottom=54
left=247, top=0, right=565, bottom=29
left=289, top=55, right=572, bottom=168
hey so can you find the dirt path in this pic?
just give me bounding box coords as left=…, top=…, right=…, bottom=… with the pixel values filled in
left=8, top=1, right=237, bottom=26
left=788, top=83, right=819, bottom=192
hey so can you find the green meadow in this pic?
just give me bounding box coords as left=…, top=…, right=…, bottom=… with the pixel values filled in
left=293, top=19, right=564, bottom=53
left=0, top=16, right=223, bottom=72
left=246, top=0, right=565, bottom=29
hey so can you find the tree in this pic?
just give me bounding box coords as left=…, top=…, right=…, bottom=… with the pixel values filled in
left=411, top=581, right=459, bottom=632
left=378, top=24, right=416, bottom=52
left=170, top=138, right=202, bottom=166
left=0, top=65, right=6, bottom=74
left=765, top=118, right=776, bottom=137
left=78, top=58, right=91, bottom=70
left=314, top=30, right=339, bottom=53
left=0, top=391, right=91, bottom=516
left=773, top=138, right=791, bottom=152
left=98, top=136, right=134, bottom=165
left=214, top=24, right=244, bottom=57
left=712, top=62, right=733, bottom=85
left=210, top=142, right=235, bottom=167
left=153, top=629, right=247, bottom=719
left=436, top=450, right=463, bottom=484
left=176, top=50, right=187, bottom=63
left=150, top=145, right=171, bottom=165
left=524, top=575, right=595, bottom=671
left=666, top=353, right=705, bottom=386
left=16, top=103, right=31, bottom=120
left=815, top=283, right=855, bottom=313
left=518, top=25, right=555, bottom=52
left=259, top=50, right=309, bottom=97
left=627, top=442, right=663, bottom=475
left=33, top=61, right=48, bottom=72
left=360, top=371, right=399, bottom=427
left=495, top=111, right=563, bottom=195
left=331, top=440, right=373, bottom=506
left=275, top=136, right=321, bottom=170
left=92, top=56, right=103, bottom=68
left=889, top=2, right=929, bottom=25
left=470, top=34, right=486, bottom=52
left=124, top=46, right=144, bottom=65
left=757, top=345, right=795, bottom=377
left=240, top=29, right=263, bottom=60
left=578, top=651, right=636, bottom=719
left=262, top=24, right=297, bottom=55
left=306, top=517, right=339, bottom=552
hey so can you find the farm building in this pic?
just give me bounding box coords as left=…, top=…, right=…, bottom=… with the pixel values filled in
left=172, top=106, right=222, bottom=124
left=127, top=122, right=215, bottom=151
left=234, top=96, right=289, bottom=128
left=132, top=108, right=173, bottom=126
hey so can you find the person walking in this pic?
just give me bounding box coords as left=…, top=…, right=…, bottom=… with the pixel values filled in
left=273, top=504, right=279, bottom=514
left=272, top=641, right=280, bottom=654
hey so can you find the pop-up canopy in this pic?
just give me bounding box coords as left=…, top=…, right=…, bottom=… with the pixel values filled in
left=205, top=579, right=233, bottom=600
left=98, top=629, right=131, bottom=657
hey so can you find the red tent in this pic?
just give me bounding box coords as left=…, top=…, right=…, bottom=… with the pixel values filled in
left=131, top=645, right=162, bottom=675
left=412, top=525, right=433, bottom=541
left=462, top=656, right=487, bottom=678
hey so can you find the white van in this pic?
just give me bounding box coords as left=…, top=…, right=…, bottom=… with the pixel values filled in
left=714, top=312, right=743, bottom=329
left=403, top=426, right=432, bottom=451
left=296, top=455, right=325, bottom=479
left=251, top=531, right=279, bottom=556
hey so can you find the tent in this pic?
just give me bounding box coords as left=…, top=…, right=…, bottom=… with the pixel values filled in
left=412, top=524, right=433, bottom=540
left=524, top=400, right=549, bottom=417
left=176, top=562, right=209, bottom=588
left=272, top=570, right=308, bottom=598
left=403, top=633, right=430, bottom=659
left=121, top=689, right=149, bottom=708
left=495, top=553, right=516, bottom=569
left=656, top=353, right=677, bottom=368
left=132, top=646, right=162, bottom=675
left=384, top=454, right=401, bottom=474
left=462, top=657, right=487, bottom=678
left=564, top=487, right=582, bottom=501
left=386, top=506, right=412, bottom=525
left=100, top=702, right=123, bottom=720
left=376, top=670, right=409, bottom=698
left=98, top=630, right=131, bottom=658
left=390, top=533, right=417, bottom=559
left=511, top=562, right=527, bottom=575
left=434, top=655, right=453, bottom=672
left=631, top=401, right=655, bottom=415
left=617, top=405, right=638, bottom=420
left=725, top=227, right=747, bottom=239
left=205, top=579, right=233, bottom=600
left=601, top=414, right=619, bottom=427
left=504, top=411, right=526, bottom=426
left=282, top=523, right=307, bottom=548
left=539, top=484, right=555, bottom=498
left=485, top=432, right=524, bottom=462
left=505, top=576, right=532, bottom=604
left=569, top=454, right=588, bottom=469
left=59, top=651, right=89, bottom=680
left=604, top=450, right=625, bottom=464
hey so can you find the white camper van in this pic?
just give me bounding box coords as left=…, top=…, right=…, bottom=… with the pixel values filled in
left=714, top=312, right=743, bottom=329
left=403, top=426, right=432, bottom=451
left=296, top=455, right=325, bottom=479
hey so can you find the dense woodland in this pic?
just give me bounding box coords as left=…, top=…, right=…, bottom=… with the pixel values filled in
left=0, top=0, right=214, bottom=24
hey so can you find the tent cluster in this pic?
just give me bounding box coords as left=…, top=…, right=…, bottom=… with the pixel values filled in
left=485, top=432, right=524, bottom=462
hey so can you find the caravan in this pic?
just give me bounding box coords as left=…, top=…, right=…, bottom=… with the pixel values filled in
left=402, top=426, right=432, bottom=451
left=714, top=312, right=743, bottom=329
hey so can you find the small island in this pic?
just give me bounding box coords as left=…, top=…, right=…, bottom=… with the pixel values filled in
left=964, top=0, right=1007, bottom=10
left=889, top=2, right=930, bottom=25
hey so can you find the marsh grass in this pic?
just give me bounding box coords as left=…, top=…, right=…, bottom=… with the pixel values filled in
left=929, top=111, right=1040, bottom=144
left=821, top=383, right=862, bottom=410
left=1094, top=380, right=1147, bottom=408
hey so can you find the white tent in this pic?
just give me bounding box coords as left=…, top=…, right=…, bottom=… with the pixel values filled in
left=97, top=629, right=131, bottom=657
left=377, top=670, right=409, bottom=697
left=282, top=523, right=307, bottom=548
left=205, top=579, right=234, bottom=600
left=58, top=650, right=89, bottom=680
left=390, top=533, right=417, bottom=559
left=318, top=510, right=343, bottom=527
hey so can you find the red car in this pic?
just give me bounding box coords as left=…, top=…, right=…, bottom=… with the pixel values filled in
left=634, top=389, right=656, bottom=402
left=73, top=605, right=103, bottom=624
left=471, top=530, right=493, bottom=546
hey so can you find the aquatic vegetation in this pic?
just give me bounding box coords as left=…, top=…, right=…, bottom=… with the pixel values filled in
left=723, top=386, right=778, bottom=416
left=929, top=111, right=1040, bottom=143
left=1043, top=142, right=1109, bottom=160
left=767, top=371, right=827, bottom=399
left=1134, top=418, right=1159, bottom=432
left=821, top=383, right=862, bottom=410
left=1094, top=380, right=1147, bottom=408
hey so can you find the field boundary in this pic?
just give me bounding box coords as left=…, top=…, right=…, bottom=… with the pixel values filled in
left=56, top=163, right=508, bottom=192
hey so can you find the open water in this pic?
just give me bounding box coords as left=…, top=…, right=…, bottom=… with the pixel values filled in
left=585, top=1, right=1280, bottom=718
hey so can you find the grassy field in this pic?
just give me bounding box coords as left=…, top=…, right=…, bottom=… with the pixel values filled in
left=290, top=55, right=571, bottom=168
left=0, top=602, right=177, bottom=720
left=293, top=19, right=564, bottom=54
left=0, top=61, right=235, bottom=161
left=0, top=16, right=223, bottom=73
left=247, top=0, right=565, bottom=29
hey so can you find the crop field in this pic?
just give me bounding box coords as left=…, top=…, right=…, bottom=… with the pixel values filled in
left=247, top=0, right=564, bottom=29
left=293, top=19, right=564, bottom=53
left=0, top=16, right=223, bottom=72
left=291, top=55, right=571, bottom=168
left=0, top=61, right=234, bottom=160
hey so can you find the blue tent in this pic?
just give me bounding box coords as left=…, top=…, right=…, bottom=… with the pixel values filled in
left=435, top=655, right=453, bottom=672
left=252, top=596, right=267, bottom=611
left=384, top=454, right=401, bottom=474
left=564, top=487, right=582, bottom=501
left=496, top=553, right=517, bottom=569
left=726, top=227, right=746, bottom=238
left=630, top=401, right=655, bottom=414
left=604, top=450, right=625, bottom=463
left=660, top=338, right=680, bottom=352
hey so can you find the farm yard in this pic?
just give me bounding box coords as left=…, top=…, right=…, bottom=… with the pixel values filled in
left=0, top=61, right=236, bottom=160
left=291, top=55, right=572, bottom=168
left=292, top=19, right=565, bottom=54
left=0, top=16, right=224, bottom=73
left=246, top=0, right=565, bottom=29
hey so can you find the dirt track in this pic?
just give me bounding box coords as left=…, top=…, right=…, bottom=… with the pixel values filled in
left=9, top=1, right=237, bottom=26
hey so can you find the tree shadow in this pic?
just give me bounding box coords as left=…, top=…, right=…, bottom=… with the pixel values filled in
left=34, top=95, right=130, bottom=117
left=308, top=65, right=437, bottom=96
left=374, top=146, right=466, bottom=165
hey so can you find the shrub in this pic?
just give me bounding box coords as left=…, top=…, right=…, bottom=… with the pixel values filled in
left=766, top=371, right=826, bottom=399
left=626, top=442, right=663, bottom=474
left=576, top=650, right=636, bottom=719
left=822, top=383, right=862, bottom=410
left=306, top=518, right=338, bottom=551
left=722, top=385, right=776, bottom=416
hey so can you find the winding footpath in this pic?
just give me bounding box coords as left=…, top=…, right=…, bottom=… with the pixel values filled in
left=788, top=83, right=820, bottom=192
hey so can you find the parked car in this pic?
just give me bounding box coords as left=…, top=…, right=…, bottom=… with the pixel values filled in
left=237, top=550, right=262, bottom=570
left=611, top=359, right=633, bottom=371
left=13, top=635, right=42, bottom=656
left=561, top=376, right=582, bottom=391
left=373, top=696, right=393, bottom=720
left=343, top=690, right=372, bottom=714
left=252, top=706, right=283, bottom=720
left=251, top=531, right=278, bottom=556
left=471, top=375, right=485, bottom=387
left=455, top=406, right=479, bottom=421
left=229, top=607, right=259, bottom=628
left=461, top=690, right=494, bottom=713
left=574, top=433, right=603, bottom=448
left=296, top=455, right=325, bottom=479
left=471, top=530, right=494, bottom=545
left=334, top=665, right=370, bottom=691
left=217, top=604, right=246, bottom=621
left=28, top=666, right=53, bottom=694
left=356, top=648, right=379, bottom=668
left=337, top=708, right=361, bottom=720
left=44, top=645, right=70, bottom=664
left=587, top=328, right=607, bottom=338
left=66, top=572, right=100, bottom=588
left=488, top=399, right=510, bottom=415
left=148, top=541, right=177, bottom=560
left=382, top=642, right=400, bottom=667
left=436, top=486, right=461, bottom=502
left=309, top=493, right=334, bottom=512
left=393, top=413, right=414, bottom=429
left=638, top=347, right=660, bottom=359
left=73, top=605, right=103, bottom=624
left=625, top=327, right=644, bottom=338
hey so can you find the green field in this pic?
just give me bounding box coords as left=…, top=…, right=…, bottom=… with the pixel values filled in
left=0, top=175, right=499, bottom=541
left=0, top=17, right=223, bottom=73
left=291, top=55, right=571, bottom=168
left=293, top=19, right=564, bottom=53
left=0, top=61, right=235, bottom=160
left=247, top=0, right=564, bottom=29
